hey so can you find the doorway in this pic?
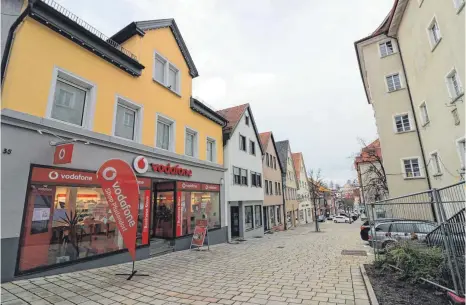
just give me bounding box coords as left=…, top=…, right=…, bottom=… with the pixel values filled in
left=152, top=181, right=175, bottom=239
left=230, top=206, right=240, bottom=237
left=263, top=206, right=268, bottom=231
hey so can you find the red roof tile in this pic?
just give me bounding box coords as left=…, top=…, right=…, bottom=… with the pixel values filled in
left=355, top=139, right=382, bottom=165
left=259, top=132, right=271, bottom=150
left=216, top=103, right=249, bottom=132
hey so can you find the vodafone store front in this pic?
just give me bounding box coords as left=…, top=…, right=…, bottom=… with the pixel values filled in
left=1, top=121, right=226, bottom=281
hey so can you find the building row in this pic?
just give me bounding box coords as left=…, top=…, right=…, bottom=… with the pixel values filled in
left=354, top=0, right=464, bottom=201
left=0, top=0, right=313, bottom=282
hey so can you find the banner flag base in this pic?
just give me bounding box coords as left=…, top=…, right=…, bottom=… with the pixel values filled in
left=116, top=260, right=149, bottom=280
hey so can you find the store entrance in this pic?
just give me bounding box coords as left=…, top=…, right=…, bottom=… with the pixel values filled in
left=152, top=181, right=175, bottom=239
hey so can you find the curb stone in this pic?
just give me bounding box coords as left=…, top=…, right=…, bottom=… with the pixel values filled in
left=360, top=263, right=379, bottom=305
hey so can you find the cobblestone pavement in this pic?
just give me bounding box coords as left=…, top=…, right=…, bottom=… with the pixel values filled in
left=2, top=221, right=373, bottom=305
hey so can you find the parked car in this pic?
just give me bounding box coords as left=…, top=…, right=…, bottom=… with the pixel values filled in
left=334, top=216, right=350, bottom=223
left=360, top=218, right=403, bottom=241
left=368, top=220, right=437, bottom=250
left=327, top=215, right=334, bottom=220
left=317, top=215, right=326, bottom=222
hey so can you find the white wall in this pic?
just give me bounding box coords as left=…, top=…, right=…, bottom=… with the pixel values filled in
left=223, top=108, right=264, bottom=225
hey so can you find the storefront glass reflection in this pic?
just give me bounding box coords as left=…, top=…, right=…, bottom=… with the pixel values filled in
left=180, top=192, right=220, bottom=235
left=154, top=191, right=174, bottom=238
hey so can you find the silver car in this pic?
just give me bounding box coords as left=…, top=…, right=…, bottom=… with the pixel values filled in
left=368, top=220, right=437, bottom=250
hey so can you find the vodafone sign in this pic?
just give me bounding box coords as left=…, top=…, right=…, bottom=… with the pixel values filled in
left=32, top=167, right=95, bottom=184
left=53, top=143, right=74, bottom=165
left=96, top=159, right=139, bottom=260
left=133, top=156, right=193, bottom=177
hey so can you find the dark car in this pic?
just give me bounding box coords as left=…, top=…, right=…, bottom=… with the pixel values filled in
left=360, top=218, right=403, bottom=241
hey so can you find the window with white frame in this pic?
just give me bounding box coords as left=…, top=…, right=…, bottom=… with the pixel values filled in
left=456, top=138, right=465, bottom=169
left=233, top=167, right=241, bottom=185
left=265, top=179, right=269, bottom=194
left=452, top=108, right=460, bottom=125
left=240, top=168, right=248, bottom=186
left=251, top=172, right=262, bottom=187
left=239, top=135, right=247, bottom=151
left=427, top=18, right=441, bottom=48
left=430, top=152, right=442, bottom=175
left=185, top=128, right=197, bottom=157
left=250, top=140, right=256, bottom=155
left=269, top=181, right=273, bottom=195
left=153, top=51, right=180, bottom=95
left=394, top=114, right=412, bottom=132
left=379, top=40, right=394, bottom=57
left=114, top=99, right=141, bottom=141
left=50, top=74, right=92, bottom=127
left=386, top=74, right=402, bottom=92
left=419, top=102, right=430, bottom=126
left=403, top=158, right=421, bottom=178
left=156, top=115, right=174, bottom=151
left=446, top=69, right=463, bottom=99
left=206, top=138, right=216, bottom=162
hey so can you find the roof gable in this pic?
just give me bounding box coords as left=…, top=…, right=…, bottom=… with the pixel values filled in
left=276, top=140, right=299, bottom=188
left=260, top=132, right=284, bottom=174
left=217, top=104, right=264, bottom=155
left=292, top=153, right=302, bottom=178
left=111, top=18, right=198, bottom=78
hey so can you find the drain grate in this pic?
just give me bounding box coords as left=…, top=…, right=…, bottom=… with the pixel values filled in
left=277, top=246, right=285, bottom=249
left=341, top=250, right=367, bottom=256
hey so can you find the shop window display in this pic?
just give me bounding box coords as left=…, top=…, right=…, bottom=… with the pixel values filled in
left=180, top=192, right=220, bottom=236
left=154, top=191, right=174, bottom=238
left=19, top=184, right=146, bottom=273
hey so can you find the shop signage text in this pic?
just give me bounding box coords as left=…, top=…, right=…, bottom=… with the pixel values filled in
left=177, top=181, right=201, bottom=191
left=142, top=190, right=150, bottom=245
left=96, top=159, right=139, bottom=260
left=133, top=156, right=192, bottom=177
left=201, top=184, right=220, bottom=192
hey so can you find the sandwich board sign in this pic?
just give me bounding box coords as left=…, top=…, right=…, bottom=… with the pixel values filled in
left=190, top=219, right=210, bottom=250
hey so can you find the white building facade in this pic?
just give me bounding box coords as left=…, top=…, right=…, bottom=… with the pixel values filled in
left=292, top=153, right=313, bottom=224
left=217, top=104, right=265, bottom=240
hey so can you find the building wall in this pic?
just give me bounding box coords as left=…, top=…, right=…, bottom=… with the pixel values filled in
left=295, top=156, right=312, bottom=223
left=224, top=108, right=264, bottom=203
left=360, top=36, right=429, bottom=197
left=2, top=18, right=223, bottom=164
left=262, top=137, right=283, bottom=207
left=398, top=0, right=465, bottom=188
left=284, top=149, right=298, bottom=214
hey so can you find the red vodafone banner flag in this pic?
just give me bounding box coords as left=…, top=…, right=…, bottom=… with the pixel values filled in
left=96, top=159, right=140, bottom=260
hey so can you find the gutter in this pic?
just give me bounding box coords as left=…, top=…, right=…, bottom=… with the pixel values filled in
left=1, top=5, right=30, bottom=88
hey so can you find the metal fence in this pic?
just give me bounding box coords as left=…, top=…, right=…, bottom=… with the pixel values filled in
left=367, top=182, right=465, bottom=296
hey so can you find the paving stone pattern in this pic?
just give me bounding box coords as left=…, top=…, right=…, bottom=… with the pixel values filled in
left=2, top=222, right=373, bottom=305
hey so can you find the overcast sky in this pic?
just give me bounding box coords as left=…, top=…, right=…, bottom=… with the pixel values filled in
left=57, top=0, right=393, bottom=185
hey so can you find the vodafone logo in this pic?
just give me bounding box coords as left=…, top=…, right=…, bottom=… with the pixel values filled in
left=102, top=167, right=117, bottom=181
left=58, top=148, right=66, bottom=160
left=133, top=156, right=149, bottom=174
left=49, top=171, right=59, bottom=180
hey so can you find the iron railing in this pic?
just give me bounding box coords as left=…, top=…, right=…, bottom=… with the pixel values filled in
left=367, top=182, right=465, bottom=296
left=39, top=0, right=138, bottom=61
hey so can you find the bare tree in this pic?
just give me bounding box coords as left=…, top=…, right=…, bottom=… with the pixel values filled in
left=307, top=169, right=324, bottom=232
left=355, top=138, right=388, bottom=204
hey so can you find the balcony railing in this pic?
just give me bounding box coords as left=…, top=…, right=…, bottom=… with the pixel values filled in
left=39, top=0, right=138, bottom=61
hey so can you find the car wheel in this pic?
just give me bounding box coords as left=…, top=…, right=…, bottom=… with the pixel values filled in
left=334, top=220, right=337, bottom=223
left=345, top=220, right=348, bottom=223
left=383, top=241, right=396, bottom=251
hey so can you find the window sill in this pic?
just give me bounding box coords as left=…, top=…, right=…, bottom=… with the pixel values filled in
left=387, top=87, right=406, bottom=94
left=395, top=129, right=416, bottom=134
left=450, top=92, right=464, bottom=104
left=46, top=116, right=88, bottom=130
left=155, top=146, right=175, bottom=153
left=112, top=134, right=140, bottom=144
left=403, top=176, right=425, bottom=180
left=152, top=78, right=181, bottom=97
left=380, top=52, right=398, bottom=59
left=456, top=2, right=465, bottom=14
left=430, top=38, right=442, bottom=52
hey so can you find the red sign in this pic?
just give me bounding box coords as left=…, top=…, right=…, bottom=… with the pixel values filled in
left=133, top=156, right=192, bottom=177
left=196, top=219, right=208, bottom=227
left=201, top=184, right=220, bottom=192
left=96, top=159, right=140, bottom=260
left=32, top=167, right=96, bottom=185
left=142, top=190, right=150, bottom=245
left=31, top=167, right=149, bottom=188
left=191, top=226, right=207, bottom=247
left=177, top=181, right=201, bottom=191
left=53, top=144, right=74, bottom=165
left=176, top=192, right=182, bottom=237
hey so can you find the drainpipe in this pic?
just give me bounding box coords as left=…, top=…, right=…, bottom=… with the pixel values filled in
left=281, top=173, right=287, bottom=230
left=389, top=35, right=436, bottom=221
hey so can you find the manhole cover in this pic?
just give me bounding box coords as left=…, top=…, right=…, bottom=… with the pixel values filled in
left=341, top=250, right=367, bottom=256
